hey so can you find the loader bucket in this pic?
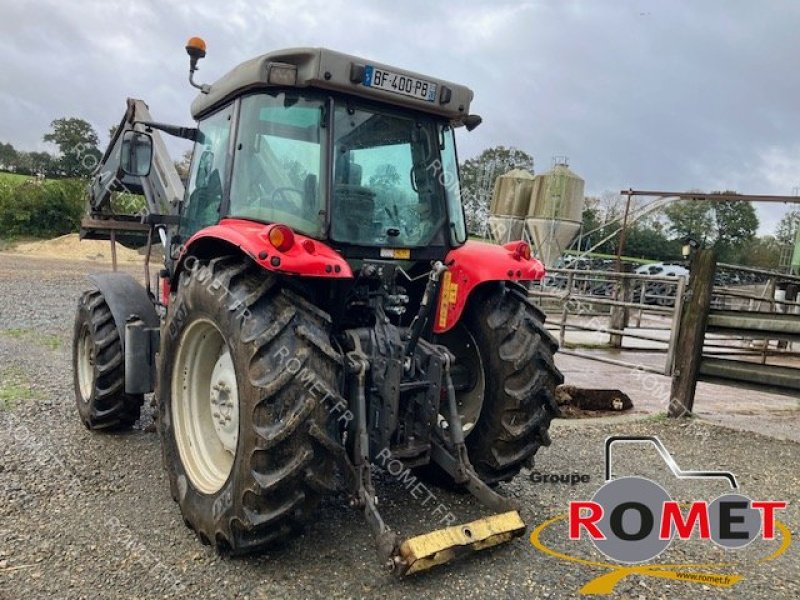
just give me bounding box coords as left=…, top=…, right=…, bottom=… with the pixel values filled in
left=394, top=510, right=526, bottom=575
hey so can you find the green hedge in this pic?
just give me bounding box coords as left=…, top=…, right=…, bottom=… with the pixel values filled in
left=0, top=178, right=85, bottom=237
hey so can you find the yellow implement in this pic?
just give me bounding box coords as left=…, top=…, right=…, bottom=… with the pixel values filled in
left=395, top=510, right=526, bottom=575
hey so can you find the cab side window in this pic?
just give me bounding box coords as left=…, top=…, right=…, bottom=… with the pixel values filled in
left=181, top=105, right=233, bottom=237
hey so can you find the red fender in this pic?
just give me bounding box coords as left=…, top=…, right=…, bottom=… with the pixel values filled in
left=180, top=218, right=353, bottom=278
left=433, top=241, right=545, bottom=333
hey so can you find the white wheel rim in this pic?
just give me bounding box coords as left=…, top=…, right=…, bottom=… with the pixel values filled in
left=172, top=319, right=239, bottom=494
left=76, top=325, right=94, bottom=401
left=438, top=324, right=486, bottom=437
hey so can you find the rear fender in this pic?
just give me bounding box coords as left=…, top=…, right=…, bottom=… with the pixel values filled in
left=87, top=272, right=160, bottom=394
left=433, top=241, right=545, bottom=333
left=178, top=218, right=353, bottom=279
left=87, top=273, right=159, bottom=347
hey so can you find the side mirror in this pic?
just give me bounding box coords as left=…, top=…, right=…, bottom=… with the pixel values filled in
left=464, top=114, right=483, bottom=132
left=120, top=130, right=153, bottom=177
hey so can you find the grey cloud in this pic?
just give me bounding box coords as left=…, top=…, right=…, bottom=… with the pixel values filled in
left=1, top=0, right=798, bottom=233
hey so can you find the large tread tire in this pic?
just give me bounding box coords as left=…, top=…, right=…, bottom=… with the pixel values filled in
left=158, top=257, right=342, bottom=555
left=72, top=289, right=143, bottom=430
left=461, top=283, right=563, bottom=485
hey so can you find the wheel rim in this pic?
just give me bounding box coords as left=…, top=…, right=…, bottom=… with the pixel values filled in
left=172, top=319, right=239, bottom=495
left=438, top=323, right=486, bottom=436
left=76, top=325, right=94, bottom=401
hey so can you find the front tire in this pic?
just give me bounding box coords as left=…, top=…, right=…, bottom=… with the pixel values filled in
left=158, top=257, right=342, bottom=554
left=72, top=289, right=143, bottom=430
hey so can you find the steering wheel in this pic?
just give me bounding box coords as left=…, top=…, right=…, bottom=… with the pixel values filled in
left=264, top=186, right=302, bottom=215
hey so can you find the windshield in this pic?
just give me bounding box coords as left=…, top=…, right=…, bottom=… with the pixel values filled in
left=227, top=92, right=466, bottom=247
left=332, top=102, right=449, bottom=247
left=229, top=92, right=326, bottom=237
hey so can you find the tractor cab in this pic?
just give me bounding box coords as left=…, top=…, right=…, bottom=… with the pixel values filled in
left=179, top=47, right=477, bottom=262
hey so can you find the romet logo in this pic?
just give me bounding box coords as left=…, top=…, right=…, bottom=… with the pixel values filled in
left=529, top=436, right=791, bottom=595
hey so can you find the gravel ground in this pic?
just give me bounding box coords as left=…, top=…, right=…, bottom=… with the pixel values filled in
left=0, top=254, right=797, bottom=599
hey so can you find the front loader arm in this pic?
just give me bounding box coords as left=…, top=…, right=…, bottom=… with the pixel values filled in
left=87, top=98, right=186, bottom=219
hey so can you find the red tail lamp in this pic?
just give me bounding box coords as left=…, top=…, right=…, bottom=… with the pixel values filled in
left=302, top=239, right=316, bottom=254
left=513, top=241, right=532, bottom=260
left=160, top=276, right=170, bottom=306
left=268, top=224, right=295, bottom=252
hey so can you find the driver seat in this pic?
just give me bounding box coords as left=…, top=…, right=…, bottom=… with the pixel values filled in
left=333, top=154, right=375, bottom=242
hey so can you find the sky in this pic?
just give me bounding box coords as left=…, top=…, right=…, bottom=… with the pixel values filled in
left=1, top=0, right=799, bottom=234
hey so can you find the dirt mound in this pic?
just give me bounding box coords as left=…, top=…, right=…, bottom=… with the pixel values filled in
left=10, top=234, right=142, bottom=263
left=555, top=384, right=633, bottom=418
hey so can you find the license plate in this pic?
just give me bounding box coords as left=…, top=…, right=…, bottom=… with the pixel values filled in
left=380, top=248, right=411, bottom=259
left=363, top=65, right=437, bottom=103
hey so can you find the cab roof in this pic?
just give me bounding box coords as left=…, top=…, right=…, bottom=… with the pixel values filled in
left=190, top=47, right=474, bottom=123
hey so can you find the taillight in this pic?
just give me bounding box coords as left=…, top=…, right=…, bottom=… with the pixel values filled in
left=514, top=241, right=531, bottom=260
left=268, top=224, right=295, bottom=252
left=160, top=276, right=170, bottom=306
left=302, top=239, right=316, bottom=254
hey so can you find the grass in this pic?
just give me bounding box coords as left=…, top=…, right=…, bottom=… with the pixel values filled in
left=0, top=327, right=62, bottom=350
left=0, top=172, right=33, bottom=251
left=646, top=412, right=670, bottom=422
left=0, top=368, right=39, bottom=410
left=0, top=171, right=35, bottom=185
left=645, top=412, right=695, bottom=422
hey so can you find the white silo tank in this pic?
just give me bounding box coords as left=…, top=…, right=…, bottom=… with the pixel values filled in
left=488, top=168, right=535, bottom=243
left=525, top=161, right=584, bottom=267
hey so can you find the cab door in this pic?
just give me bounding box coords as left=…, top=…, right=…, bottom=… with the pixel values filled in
left=180, top=104, right=234, bottom=238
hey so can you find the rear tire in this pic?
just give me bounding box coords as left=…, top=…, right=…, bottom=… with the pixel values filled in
left=443, top=283, right=563, bottom=485
left=158, top=257, right=342, bottom=554
left=72, top=289, right=143, bottom=430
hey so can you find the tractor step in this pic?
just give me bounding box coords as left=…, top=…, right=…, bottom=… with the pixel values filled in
left=392, top=510, right=526, bottom=575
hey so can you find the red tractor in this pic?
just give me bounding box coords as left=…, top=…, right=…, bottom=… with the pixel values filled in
left=73, top=38, right=562, bottom=574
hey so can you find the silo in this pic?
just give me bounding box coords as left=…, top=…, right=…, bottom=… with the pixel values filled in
left=525, top=161, right=584, bottom=267
left=488, top=169, right=535, bottom=243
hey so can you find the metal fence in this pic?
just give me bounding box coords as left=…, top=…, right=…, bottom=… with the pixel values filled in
left=530, top=268, right=685, bottom=376
left=700, top=264, right=800, bottom=391
left=531, top=263, right=800, bottom=392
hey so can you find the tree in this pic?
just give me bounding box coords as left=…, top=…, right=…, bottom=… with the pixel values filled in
left=581, top=205, right=601, bottom=236
left=663, top=200, right=714, bottom=243
left=460, top=146, right=534, bottom=235
left=578, top=205, right=611, bottom=252
left=0, top=142, right=17, bottom=169
left=624, top=225, right=681, bottom=261
left=174, top=149, right=193, bottom=183
left=596, top=190, right=627, bottom=223
left=776, top=209, right=800, bottom=246
left=711, top=200, right=758, bottom=262
left=12, top=152, right=46, bottom=176
left=369, top=163, right=400, bottom=188
left=27, top=152, right=56, bottom=177
left=738, top=236, right=782, bottom=270
left=43, top=117, right=102, bottom=178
